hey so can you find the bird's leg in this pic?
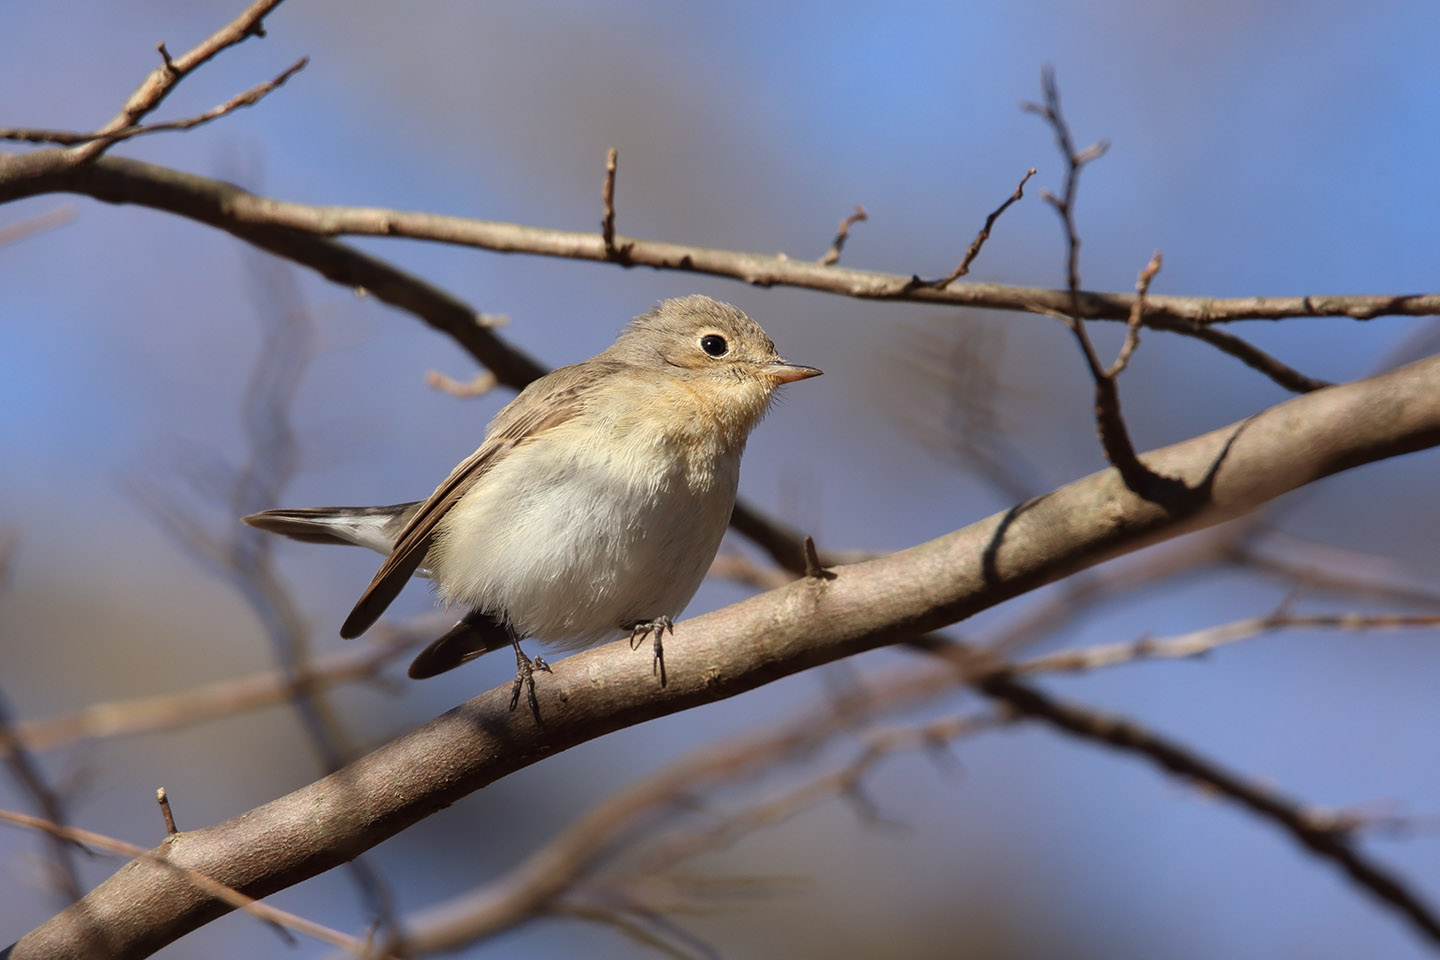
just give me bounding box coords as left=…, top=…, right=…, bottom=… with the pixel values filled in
left=624, top=616, right=675, bottom=687
left=508, top=633, right=551, bottom=723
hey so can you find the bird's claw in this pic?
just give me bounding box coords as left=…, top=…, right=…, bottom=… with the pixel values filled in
left=508, top=639, right=546, bottom=724
left=624, top=616, right=675, bottom=687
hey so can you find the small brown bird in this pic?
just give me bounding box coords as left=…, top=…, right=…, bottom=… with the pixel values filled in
left=244, top=295, right=821, bottom=716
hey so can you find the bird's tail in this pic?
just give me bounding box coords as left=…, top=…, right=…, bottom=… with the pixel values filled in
left=242, top=502, right=421, bottom=556
left=408, top=610, right=516, bottom=679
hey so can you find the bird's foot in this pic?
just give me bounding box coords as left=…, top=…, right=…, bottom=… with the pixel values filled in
left=508, top=637, right=551, bottom=723
left=624, top=616, right=675, bottom=687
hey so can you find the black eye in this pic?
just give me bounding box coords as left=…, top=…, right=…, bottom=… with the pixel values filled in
left=700, top=334, right=729, bottom=357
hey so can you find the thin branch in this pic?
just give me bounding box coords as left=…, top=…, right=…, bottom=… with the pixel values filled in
left=156, top=788, right=179, bottom=837
left=68, top=0, right=290, bottom=163
left=959, top=663, right=1440, bottom=946
left=0, top=807, right=379, bottom=956
left=388, top=663, right=992, bottom=956
left=425, top=368, right=499, bottom=398
left=0, top=155, right=1431, bottom=336
left=548, top=900, right=713, bottom=960
left=0, top=152, right=1334, bottom=399
left=631, top=710, right=1001, bottom=877
left=0, top=690, right=85, bottom=904
left=14, top=622, right=423, bottom=751
left=818, top=204, right=868, bottom=266
left=0, top=58, right=307, bottom=149
left=1240, top=529, right=1440, bottom=611
left=1017, top=611, right=1440, bottom=675
left=1178, top=323, right=1331, bottom=392
left=0, top=204, right=75, bottom=247
left=0, top=536, right=85, bottom=904
left=1108, top=249, right=1162, bottom=377
left=601, top=147, right=630, bottom=262
left=927, top=168, right=1034, bottom=287
left=1026, top=68, right=1186, bottom=504
left=131, top=250, right=400, bottom=936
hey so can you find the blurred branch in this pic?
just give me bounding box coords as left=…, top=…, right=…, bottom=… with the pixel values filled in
left=1240, top=528, right=1440, bottom=610
left=14, top=622, right=429, bottom=752
left=127, top=251, right=400, bottom=936
left=15, top=351, right=1440, bottom=959
left=0, top=535, right=85, bottom=904
left=0, top=807, right=381, bottom=956
left=0, top=205, right=75, bottom=247
left=1015, top=611, right=1440, bottom=675
left=0, top=715, right=84, bottom=904
left=951, top=660, right=1440, bottom=946
left=381, top=661, right=998, bottom=956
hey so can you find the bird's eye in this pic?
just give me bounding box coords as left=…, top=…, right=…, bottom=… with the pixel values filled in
left=700, top=333, right=729, bottom=357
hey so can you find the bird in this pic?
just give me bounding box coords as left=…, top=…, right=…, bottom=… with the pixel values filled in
left=243, top=295, right=821, bottom=718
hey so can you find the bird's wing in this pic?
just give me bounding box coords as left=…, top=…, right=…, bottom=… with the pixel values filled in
left=339, top=364, right=602, bottom=639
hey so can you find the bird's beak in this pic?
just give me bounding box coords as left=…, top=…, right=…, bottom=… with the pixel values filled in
left=764, top=361, right=823, bottom=384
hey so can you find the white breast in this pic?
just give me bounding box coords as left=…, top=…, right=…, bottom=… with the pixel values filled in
left=425, top=418, right=741, bottom=651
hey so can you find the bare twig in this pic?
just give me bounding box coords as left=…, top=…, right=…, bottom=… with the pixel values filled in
left=1241, top=529, right=1440, bottom=611
left=1109, top=249, right=1162, bottom=377
left=0, top=58, right=307, bottom=149
left=67, top=0, right=290, bottom=164
left=386, top=663, right=991, bottom=956
left=0, top=537, right=85, bottom=904
left=0, top=690, right=86, bottom=905
left=15, top=618, right=427, bottom=753
left=818, top=204, right=868, bottom=266
left=1017, top=611, right=1440, bottom=675
left=601, top=147, right=630, bottom=262
left=425, top=368, right=499, bottom=398
left=1178, top=323, right=1330, bottom=392
left=0, top=807, right=379, bottom=956
left=156, top=788, right=179, bottom=836
left=1026, top=68, right=1186, bottom=504
left=0, top=205, right=75, bottom=247
left=961, top=664, right=1440, bottom=946
left=132, top=249, right=403, bottom=936
left=0, top=154, right=1351, bottom=397
left=928, top=168, right=1035, bottom=287
left=802, top=535, right=832, bottom=580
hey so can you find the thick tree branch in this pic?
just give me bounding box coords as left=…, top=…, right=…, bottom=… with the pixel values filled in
left=12, top=351, right=1440, bottom=959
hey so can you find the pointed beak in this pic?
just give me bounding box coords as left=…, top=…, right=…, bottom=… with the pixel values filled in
left=764, top=361, right=823, bottom=384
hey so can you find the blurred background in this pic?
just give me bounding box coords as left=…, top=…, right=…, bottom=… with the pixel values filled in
left=3, top=0, right=1440, bottom=957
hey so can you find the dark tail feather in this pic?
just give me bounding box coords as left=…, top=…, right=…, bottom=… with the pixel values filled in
left=242, top=503, right=420, bottom=552
left=408, top=610, right=515, bottom=679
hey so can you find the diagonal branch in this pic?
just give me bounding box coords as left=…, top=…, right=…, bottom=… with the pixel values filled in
left=0, top=58, right=308, bottom=149
left=0, top=807, right=380, bottom=956
left=70, top=0, right=291, bottom=163
left=967, top=667, right=1440, bottom=945
left=13, top=350, right=1440, bottom=959
left=926, top=168, right=1035, bottom=288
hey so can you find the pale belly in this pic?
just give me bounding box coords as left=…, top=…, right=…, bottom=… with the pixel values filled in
left=425, top=431, right=740, bottom=650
